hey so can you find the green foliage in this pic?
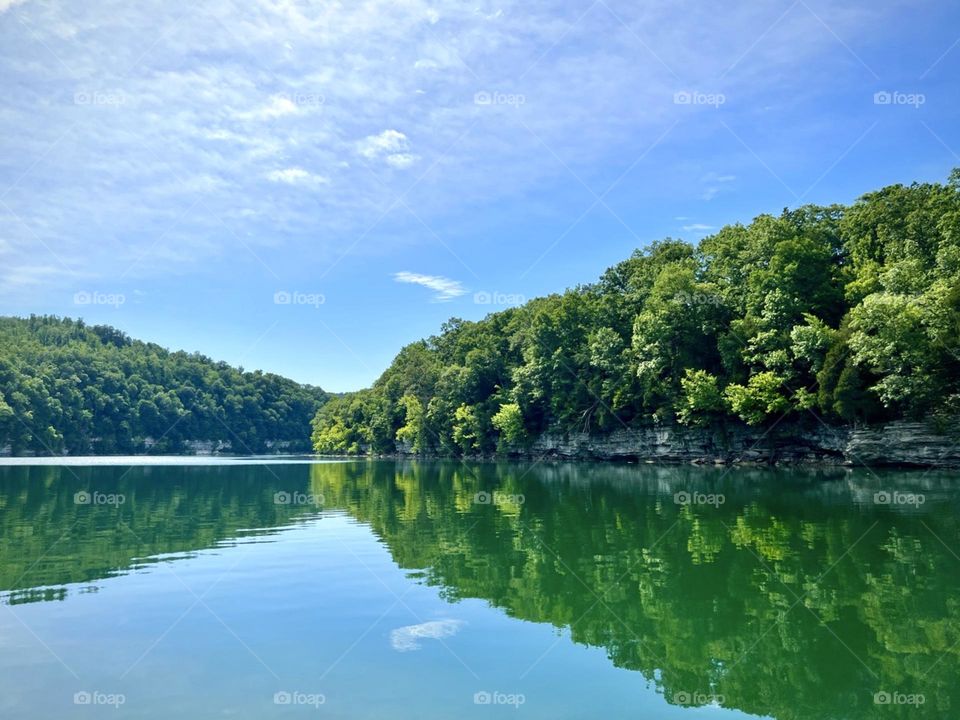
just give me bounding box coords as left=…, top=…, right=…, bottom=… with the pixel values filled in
left=313, top=170, right=960, bottom=454
left=395, top=393, right=427, bottom=453
left=677, top=370, right=724, bottom=427
left=0, top=316, right=327, bottom=455
left=724, top=371, right=792, bottom=425
left=452, top=403, right=484, bottom=455
left=491, top=402, right=527, bottom=449
left=311, top=392, right=371, bottom=454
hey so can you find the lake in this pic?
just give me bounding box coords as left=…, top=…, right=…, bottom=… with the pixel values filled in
left=0, top=459, right=956, bottom=718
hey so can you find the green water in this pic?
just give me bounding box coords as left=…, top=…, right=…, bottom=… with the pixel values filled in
left=0, top=459, right=956, bottom=718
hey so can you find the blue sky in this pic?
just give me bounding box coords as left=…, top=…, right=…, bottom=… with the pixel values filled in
left=1, top=0, right=959, bottom=391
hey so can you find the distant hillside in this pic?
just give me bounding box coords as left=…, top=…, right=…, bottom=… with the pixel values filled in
left=0, top=316, right=327, bottom=455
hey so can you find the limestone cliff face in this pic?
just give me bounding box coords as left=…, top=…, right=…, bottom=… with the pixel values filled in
left=521, top=421, right=960, bottom=467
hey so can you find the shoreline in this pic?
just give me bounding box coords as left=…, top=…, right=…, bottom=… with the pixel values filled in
left=348, top=419, right=960, bottom=469
left=4, top=419, right=958, bottom=469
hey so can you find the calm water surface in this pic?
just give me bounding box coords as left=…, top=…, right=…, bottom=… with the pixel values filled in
left=0, top=459, right=956, bottom=719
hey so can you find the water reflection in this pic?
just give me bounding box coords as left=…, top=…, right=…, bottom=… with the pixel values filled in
left=0, top=460, right=957, bottom=719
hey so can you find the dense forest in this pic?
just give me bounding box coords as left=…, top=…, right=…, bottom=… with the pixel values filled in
left=313, top=170, right=960, bottom=455
left=0, top=316, right=327, bottom=454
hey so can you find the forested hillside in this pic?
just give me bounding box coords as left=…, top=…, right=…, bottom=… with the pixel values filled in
left=313, top=170, right=960, bottom=455
left=0, top=316, right=327, bottom=454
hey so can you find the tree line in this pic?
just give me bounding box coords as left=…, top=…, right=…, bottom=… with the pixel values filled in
left=0, top=316, right=327, bottom=454
left=313, top=170, right=960, bottom=455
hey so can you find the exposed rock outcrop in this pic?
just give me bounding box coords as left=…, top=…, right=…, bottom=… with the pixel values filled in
left=522, top=421, right=960, bottom=467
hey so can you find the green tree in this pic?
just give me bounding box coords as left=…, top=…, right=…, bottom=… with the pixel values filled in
left=677, top=370, right=724, bottom=427
left=491, top=402, right=527, bottom=451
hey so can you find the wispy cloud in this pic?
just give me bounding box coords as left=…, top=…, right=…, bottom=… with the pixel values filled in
left=682, top=223, right=714, bottom=232
left=384, top=153, right=419, bottom=169
left=394, top=271, right=467, bottom=302
left=390, top=619, right=465, bottom=652
left=358, top=129, right=420, bottom=169
left=0, top=0, right=27, bottom=14
left=0, top=0, right=889, bottom=296
left=701, top=173, right=737, bottom=201
left=265, top=167, right=328, bottom=186
left=235, top=95, right=299, bottom=121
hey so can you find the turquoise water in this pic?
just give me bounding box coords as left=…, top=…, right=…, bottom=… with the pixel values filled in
left=0, top=459, right=956, bottom=718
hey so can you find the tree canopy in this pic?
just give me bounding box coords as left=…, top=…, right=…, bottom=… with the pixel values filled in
left=0, top=316, right=327, bottom=454
left=313, top=171, right=960, bottom=455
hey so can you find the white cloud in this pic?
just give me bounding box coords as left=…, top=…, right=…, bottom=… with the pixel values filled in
left=358, top=129, right=412, bottom=162
left=394, top=271, right=467, bottom=302
left=384, top=153, right=420, bottom=169
left=259, top=95, right=298, bottom=119
left=0, top=0, right=27, bottom=14
left=682, top=223, right=714, bottom=231
left=0, top=0, right=893, bottom=295
left=390, top=619, right=465, bottom=652
left=234, top=95, right=299, bottom=121
left=701, top=173, right=737, bottom=201
left=265, top=167, right=328, bottom=185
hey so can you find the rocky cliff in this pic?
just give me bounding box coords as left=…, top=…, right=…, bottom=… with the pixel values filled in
left=522, top=421, right=960, bottom=467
